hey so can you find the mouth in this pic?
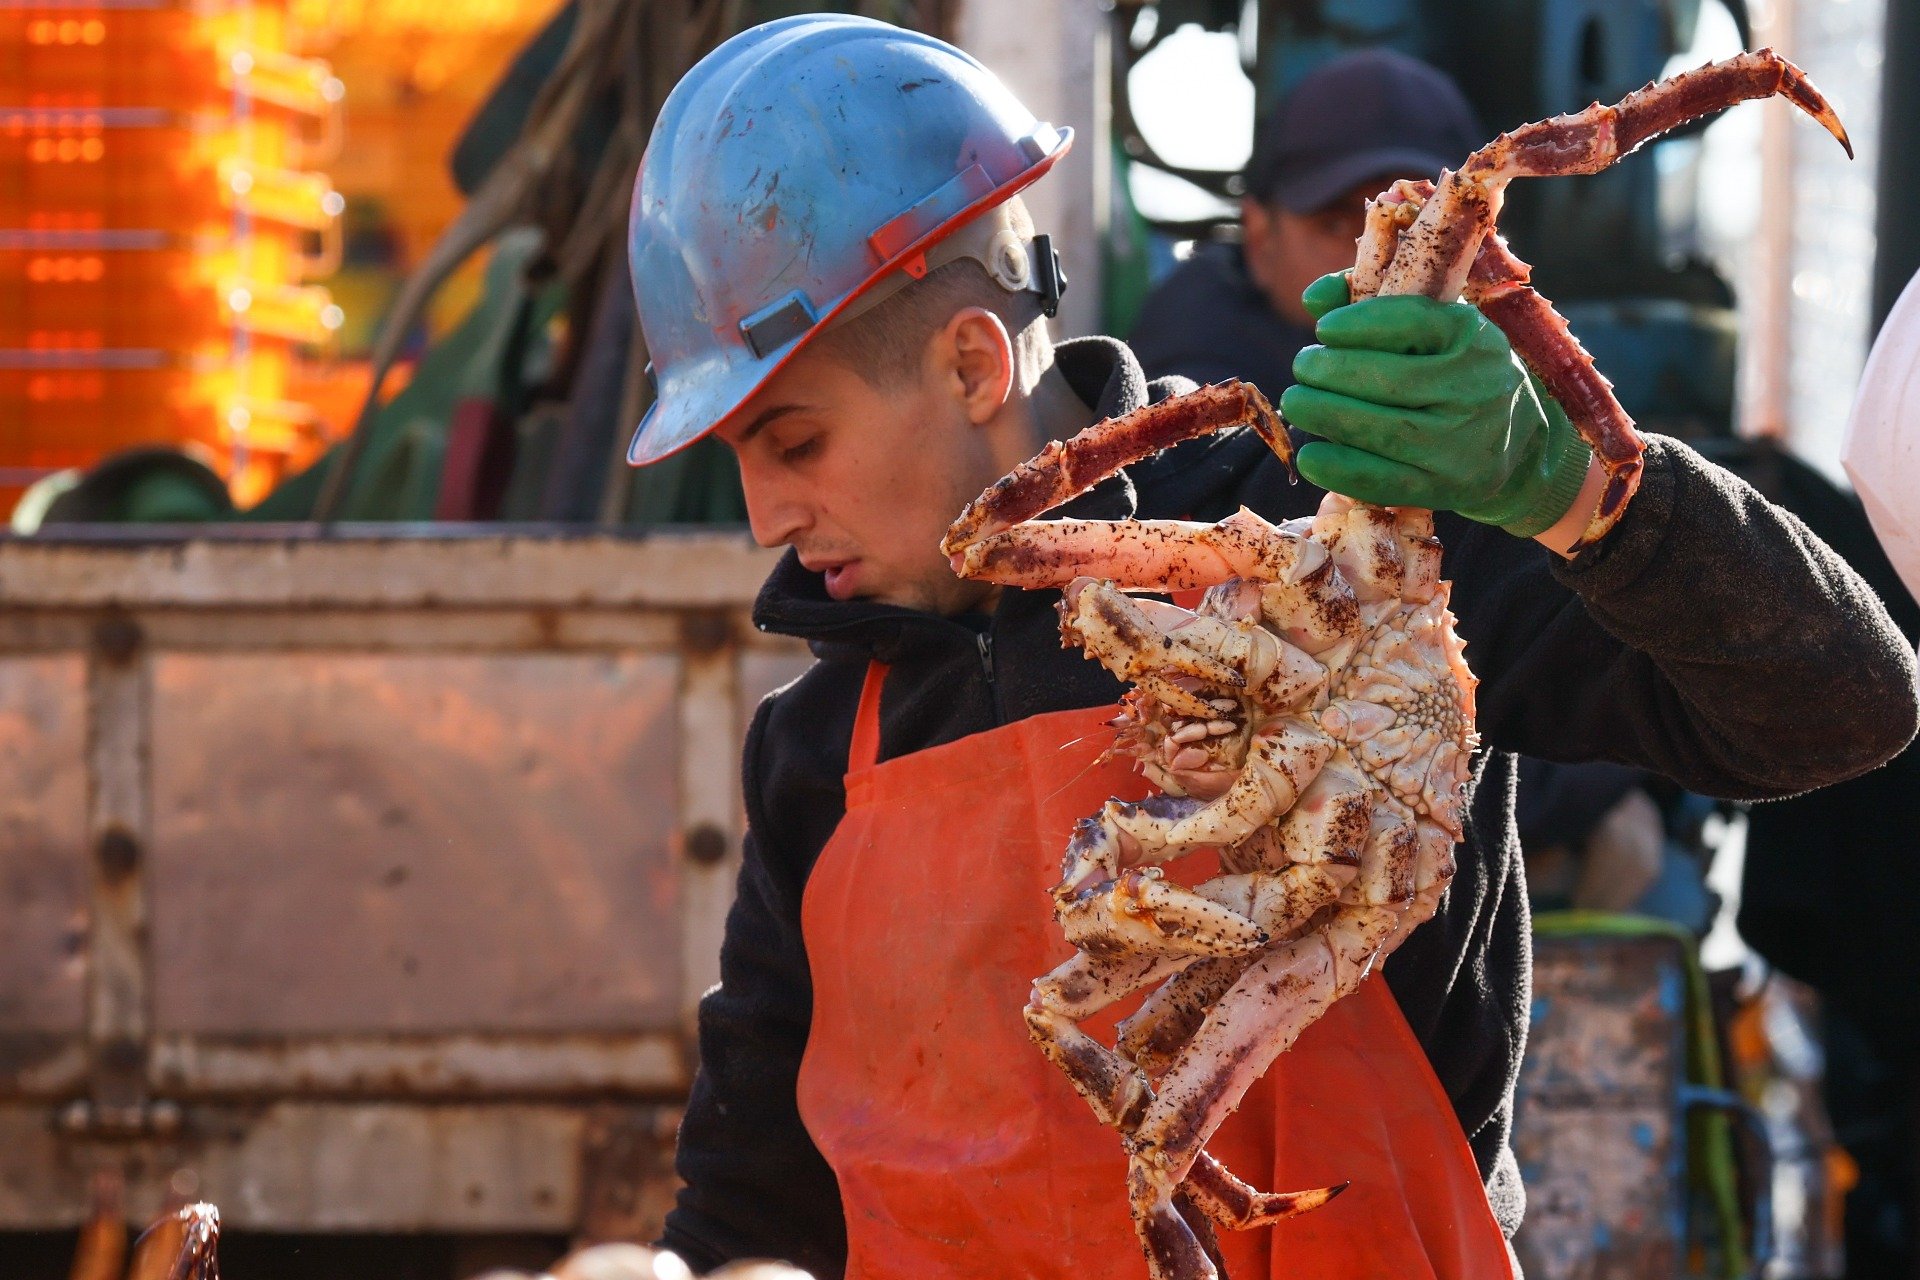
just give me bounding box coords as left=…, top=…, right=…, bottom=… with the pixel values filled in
left=802, top=556, right=860, bottom=600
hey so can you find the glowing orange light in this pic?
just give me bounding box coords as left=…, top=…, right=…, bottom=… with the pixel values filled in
left=2, top=8, right=349, bottom=507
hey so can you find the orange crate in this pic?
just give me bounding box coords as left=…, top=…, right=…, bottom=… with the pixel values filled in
left=0, top=235, right=325, bottom=346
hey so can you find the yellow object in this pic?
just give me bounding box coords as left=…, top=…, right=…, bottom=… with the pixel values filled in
left=0, top=1, right=344, bottom=512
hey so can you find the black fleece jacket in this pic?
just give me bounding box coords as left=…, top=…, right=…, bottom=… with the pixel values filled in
left=661, top=338, right=1920, bottom=1277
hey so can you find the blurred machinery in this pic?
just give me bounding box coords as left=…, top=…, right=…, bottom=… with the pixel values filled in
left=0, top=1, right=346, bottom=511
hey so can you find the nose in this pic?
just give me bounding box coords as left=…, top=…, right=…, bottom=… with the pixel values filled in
left=742, top=470, right=808, bottom=549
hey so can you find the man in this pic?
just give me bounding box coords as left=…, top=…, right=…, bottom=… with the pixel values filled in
left=627, top=16, right=1918, bottom=1279
left=1129, top=49, right=1483, bottom=401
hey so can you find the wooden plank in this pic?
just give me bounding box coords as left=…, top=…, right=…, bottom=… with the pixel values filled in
left=0, top=1101, right=683, bottom=1232
left=148, top=1032, right=685, bottom=1097
left=83, top=618, right=151, bottom=1126
left=0, top=531, right=782, bottom=610
left=677, top=617, right=742, bottom=1034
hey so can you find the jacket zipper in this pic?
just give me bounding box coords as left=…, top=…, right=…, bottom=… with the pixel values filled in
left=976, top=630, right=995, bottom=685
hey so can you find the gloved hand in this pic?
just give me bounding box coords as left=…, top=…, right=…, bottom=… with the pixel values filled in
left=1281, top=272, right=1593, bottom=539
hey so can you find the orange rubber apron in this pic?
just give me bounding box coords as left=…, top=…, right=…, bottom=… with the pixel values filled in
left=797, top=662, right=1513, bottom=1280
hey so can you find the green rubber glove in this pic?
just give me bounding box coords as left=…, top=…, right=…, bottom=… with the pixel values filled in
left=1281, top=274, right=1592, bottom=539
left=1300, top=270, right=1353, bottom=322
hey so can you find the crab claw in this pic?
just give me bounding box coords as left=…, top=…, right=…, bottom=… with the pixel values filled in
left=1184, top=1158, right=1349, bottom=1230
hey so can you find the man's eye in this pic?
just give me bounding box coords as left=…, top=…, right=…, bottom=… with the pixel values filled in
left=780, top=436, right=821, bottom=464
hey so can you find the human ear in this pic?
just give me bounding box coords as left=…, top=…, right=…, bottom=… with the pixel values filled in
left=939, top=306, right=1015, bottom=426
left=1240, top=197, right=1276, bottom=255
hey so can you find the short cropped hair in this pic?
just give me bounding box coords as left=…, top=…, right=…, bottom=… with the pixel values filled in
left=814, top=197, right=1050, bottom=390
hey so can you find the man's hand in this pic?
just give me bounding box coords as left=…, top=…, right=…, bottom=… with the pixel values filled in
left=1282, top=272, right=1594, bottom=541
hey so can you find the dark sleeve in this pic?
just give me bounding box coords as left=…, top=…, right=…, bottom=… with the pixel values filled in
left=660, top=703, right=846, bottom=1277
left=1455, top=436, right=1919, bottom=798
left=1512, top=758, right=1647, bottom=850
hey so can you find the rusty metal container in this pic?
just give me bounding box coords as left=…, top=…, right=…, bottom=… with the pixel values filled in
left=0, top=528, right=807, bottom=1240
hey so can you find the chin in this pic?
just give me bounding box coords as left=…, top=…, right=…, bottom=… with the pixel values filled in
left=862, top=577, right=939, bottom=614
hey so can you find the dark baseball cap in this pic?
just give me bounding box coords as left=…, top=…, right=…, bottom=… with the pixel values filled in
left=1244, top=49, right=1485, bottom=213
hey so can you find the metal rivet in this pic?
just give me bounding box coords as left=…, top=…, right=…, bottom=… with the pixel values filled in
left=93, top=616, right=142, bottom=665
left=680, top=611, right=731, bottom=654
left=684, top=824, right=728, bottom=866
left=100, top=1037, right=144, bottom=1073
left=57, top=1101, right=91, bottom=1134
left=97, top=826, right=139, bottom=881
left=147, top=1099, right=183, bottom=1135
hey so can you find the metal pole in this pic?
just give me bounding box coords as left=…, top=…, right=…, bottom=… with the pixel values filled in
left=1745, top=0, right=1797, bottom=439
left=1873, top=0, right=1920, bottom=337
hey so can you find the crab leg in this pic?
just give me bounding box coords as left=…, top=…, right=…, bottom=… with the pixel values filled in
left=957, top=505, right=1335, bottom=595
left=1027, top=943, right=1346, bottom=1243
left=1372, top=49, right=1849, bottom=545
left=1352, top=180, right=1427, bottom=300
left=1385, top=49, right=1850, bottom=303
left=1028, top=949, right=1199, bottom=1130
left=943, top=383, right=1289, bottom=557
left=1065, top=583, right=1329, bottom=718
left=140, top=1203, right=219, bottom=1280
left=1471, top=47, right=1849, bottom=186
left=1374, top=46, right=1850, bottom=541
left=1032, top=857, right=1345, bottom=1122
left=1118, top=954, right=1257, bottom=1076
left=1183, top=1157, right=1347, bottom=1230
left=1133, top=902, right=1407, bottom=1185
left=1125, top=903, right=1401, bottom=1280
left=1358, top=181, right=1649, bottom=548
left=1118, top=761, right=1372, bottom=1072
left=1465, top=232, right=1645, bottom=548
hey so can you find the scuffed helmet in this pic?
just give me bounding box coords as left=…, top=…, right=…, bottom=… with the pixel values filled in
left=625, top=14, right=1070, bottom=466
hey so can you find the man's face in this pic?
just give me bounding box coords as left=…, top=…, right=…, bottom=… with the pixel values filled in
left=714, top=341, right=996, bottom=616
left=1241, top=178, right=1390, bottom=327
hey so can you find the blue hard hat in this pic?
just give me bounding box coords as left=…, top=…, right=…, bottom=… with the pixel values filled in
left=625, top=14, right=1072, bottom=466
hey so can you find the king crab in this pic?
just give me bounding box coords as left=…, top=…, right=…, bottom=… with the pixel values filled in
left=941, top=50, right=1849, bottom=1280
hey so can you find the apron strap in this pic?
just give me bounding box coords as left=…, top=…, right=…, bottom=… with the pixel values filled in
left=849, top=660, right=890, bottom=774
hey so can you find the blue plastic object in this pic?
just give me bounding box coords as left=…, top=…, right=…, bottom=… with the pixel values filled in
left=625, top=14, right=1072, bottom=465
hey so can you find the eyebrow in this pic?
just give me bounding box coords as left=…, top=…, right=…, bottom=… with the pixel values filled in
left=735, top=403, right=810, bottom=446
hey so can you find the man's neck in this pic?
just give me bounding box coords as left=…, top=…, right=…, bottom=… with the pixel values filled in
left=991, top=356, right=1096, bottom=476
left=962, top=356, right=1095, bottom=618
